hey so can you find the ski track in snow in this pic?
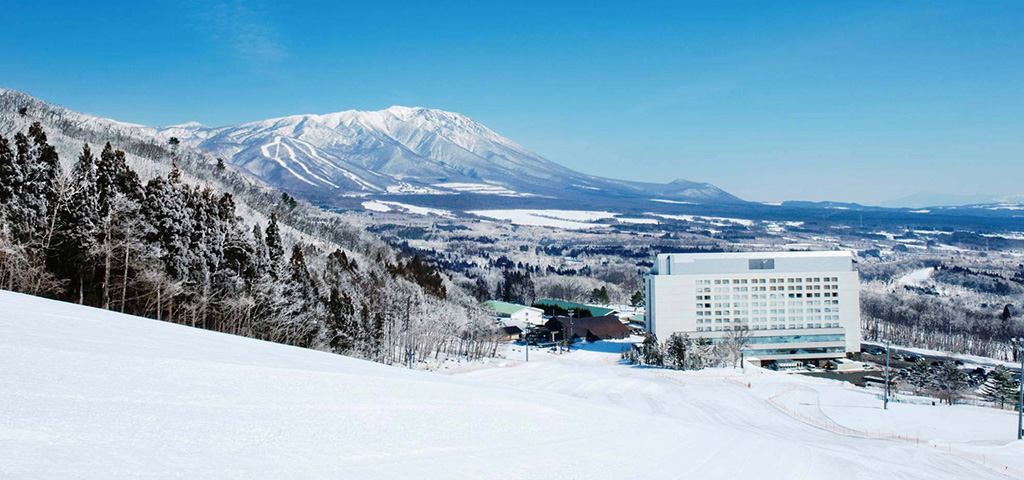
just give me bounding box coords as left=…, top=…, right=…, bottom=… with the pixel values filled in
left=291, top=138, right=382, bottom=191
left=279, top=139, right=342, bottom=189
left=259, top=136, right=317, bottom=187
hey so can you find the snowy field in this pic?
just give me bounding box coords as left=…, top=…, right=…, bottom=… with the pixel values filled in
left=897, top=267, right=936, bottom=286
left=361, top=200, right=454, bottom=217
left=467, top=209, right=618, bottom=229
left=3, top=289, right=1023, bottom=479
left=432, top=182, right=535, bottom=197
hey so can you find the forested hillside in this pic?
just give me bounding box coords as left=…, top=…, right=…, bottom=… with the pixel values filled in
left=0, top=107, right=499, bottom=365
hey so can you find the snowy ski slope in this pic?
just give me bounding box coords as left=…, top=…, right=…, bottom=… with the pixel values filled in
left=1, top=289, right=1020, bottom=479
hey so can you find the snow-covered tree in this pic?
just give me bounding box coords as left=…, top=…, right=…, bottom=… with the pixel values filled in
left=665, top=333, right=689, bottom=370
left=49, top=144, right=100, bottom=302
left=642, top=333, right=663, bottom=366
left=934, top=361, right=968, bottom=405
left=265, top=213, right=284, bottom=278
left=982, top=365, right=1020, bottom=409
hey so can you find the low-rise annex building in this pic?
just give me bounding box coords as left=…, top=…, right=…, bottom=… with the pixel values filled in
left=479, top=300, right=545, bottom=329
left=644, top=251, right=861, bottom=364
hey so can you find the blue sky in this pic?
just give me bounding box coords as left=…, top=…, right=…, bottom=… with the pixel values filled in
left=2, top=1, right=1021, bottom=204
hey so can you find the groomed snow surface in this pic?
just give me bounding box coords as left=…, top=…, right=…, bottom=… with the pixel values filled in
left=3, top=289, right=1023, bottom=479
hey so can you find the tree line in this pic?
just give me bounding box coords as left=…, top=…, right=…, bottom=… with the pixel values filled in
left=0, top=123, right=499, bottom=365
left=861, top=288, right=1024, bottom=361
left=621, top=331, right=750, bottom=370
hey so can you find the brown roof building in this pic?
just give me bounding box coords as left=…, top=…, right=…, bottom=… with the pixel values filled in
left=545, top=315, right=631, bottom=342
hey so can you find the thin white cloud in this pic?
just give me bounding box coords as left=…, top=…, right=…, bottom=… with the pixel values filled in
left=196, top=1, right=286, bottom=63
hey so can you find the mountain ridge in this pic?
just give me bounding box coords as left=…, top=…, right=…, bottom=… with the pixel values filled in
left=152, top=103, right=742, bottom=204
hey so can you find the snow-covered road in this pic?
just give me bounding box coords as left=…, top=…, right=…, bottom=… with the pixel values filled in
left=1, top=289, right=1020, bottom=479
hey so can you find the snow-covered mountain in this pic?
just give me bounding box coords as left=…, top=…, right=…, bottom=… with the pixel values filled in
left=155, top=105, right=741, bottom=203
left=0, top=88, right=739, bottom=205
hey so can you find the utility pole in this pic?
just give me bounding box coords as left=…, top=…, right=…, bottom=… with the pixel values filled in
left=884, top=336, right=890, bottom=410
left=568, top=309, right=575, bottom=352
left=884, top=291, right=893, bottom=410
left=1015, top=338, right=1023, bottom=440
left=1018, top=345, right=1023, bottom=440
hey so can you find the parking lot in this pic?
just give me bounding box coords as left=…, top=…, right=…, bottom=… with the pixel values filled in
left=795, top=343, right=1002, bottom=388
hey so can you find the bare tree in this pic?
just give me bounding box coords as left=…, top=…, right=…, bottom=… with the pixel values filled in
left=724, top=325, right=752, bottom=368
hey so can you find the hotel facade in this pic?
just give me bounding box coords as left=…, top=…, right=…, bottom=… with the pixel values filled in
left=644, top=251, right=861, bottom=363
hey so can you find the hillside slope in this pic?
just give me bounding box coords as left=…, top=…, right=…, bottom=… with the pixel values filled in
left=2, top=289, right=1016, bottom=479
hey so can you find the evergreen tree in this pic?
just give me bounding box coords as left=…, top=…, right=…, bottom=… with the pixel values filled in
left=934, top=362, right=968, bottom=405
left=391, top=254, right=446, bottom=299
left=642, top=333, right=663, bottom=366
left=265, top=213, right=284, bottom=277
left=278, top=245, right=321, bottom=347
left=50, top=144, right=101, bottom=302
left=665, top=333, right=689, bottom=370
left=630, top=290, right=644, bottom=308
left=141, top=173, right=192, bottom=281
left=8, top=128, right=55, bottom=243
left=498, top=269, right=534, bottom=305
left=0, top=135, right=21, bottom=227
left=908, top=360, right=932, bottom=395
left=982, top=365, right=1019, bottom=409
left=26, top=122, right=62, bottom=220
left=251, top=223, right=268, bottom=277
left=327, top=286, right=357, bottom=351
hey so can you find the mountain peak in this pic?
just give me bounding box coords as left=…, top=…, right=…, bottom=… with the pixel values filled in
left=166, top=121, right=208, bottom=129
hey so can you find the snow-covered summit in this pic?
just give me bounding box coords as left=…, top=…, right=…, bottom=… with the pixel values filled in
left=151, top=103, right=740, bottom=202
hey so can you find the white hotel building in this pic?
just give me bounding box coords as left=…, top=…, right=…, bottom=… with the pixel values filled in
left=644, top=251, right=861, bottom=363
